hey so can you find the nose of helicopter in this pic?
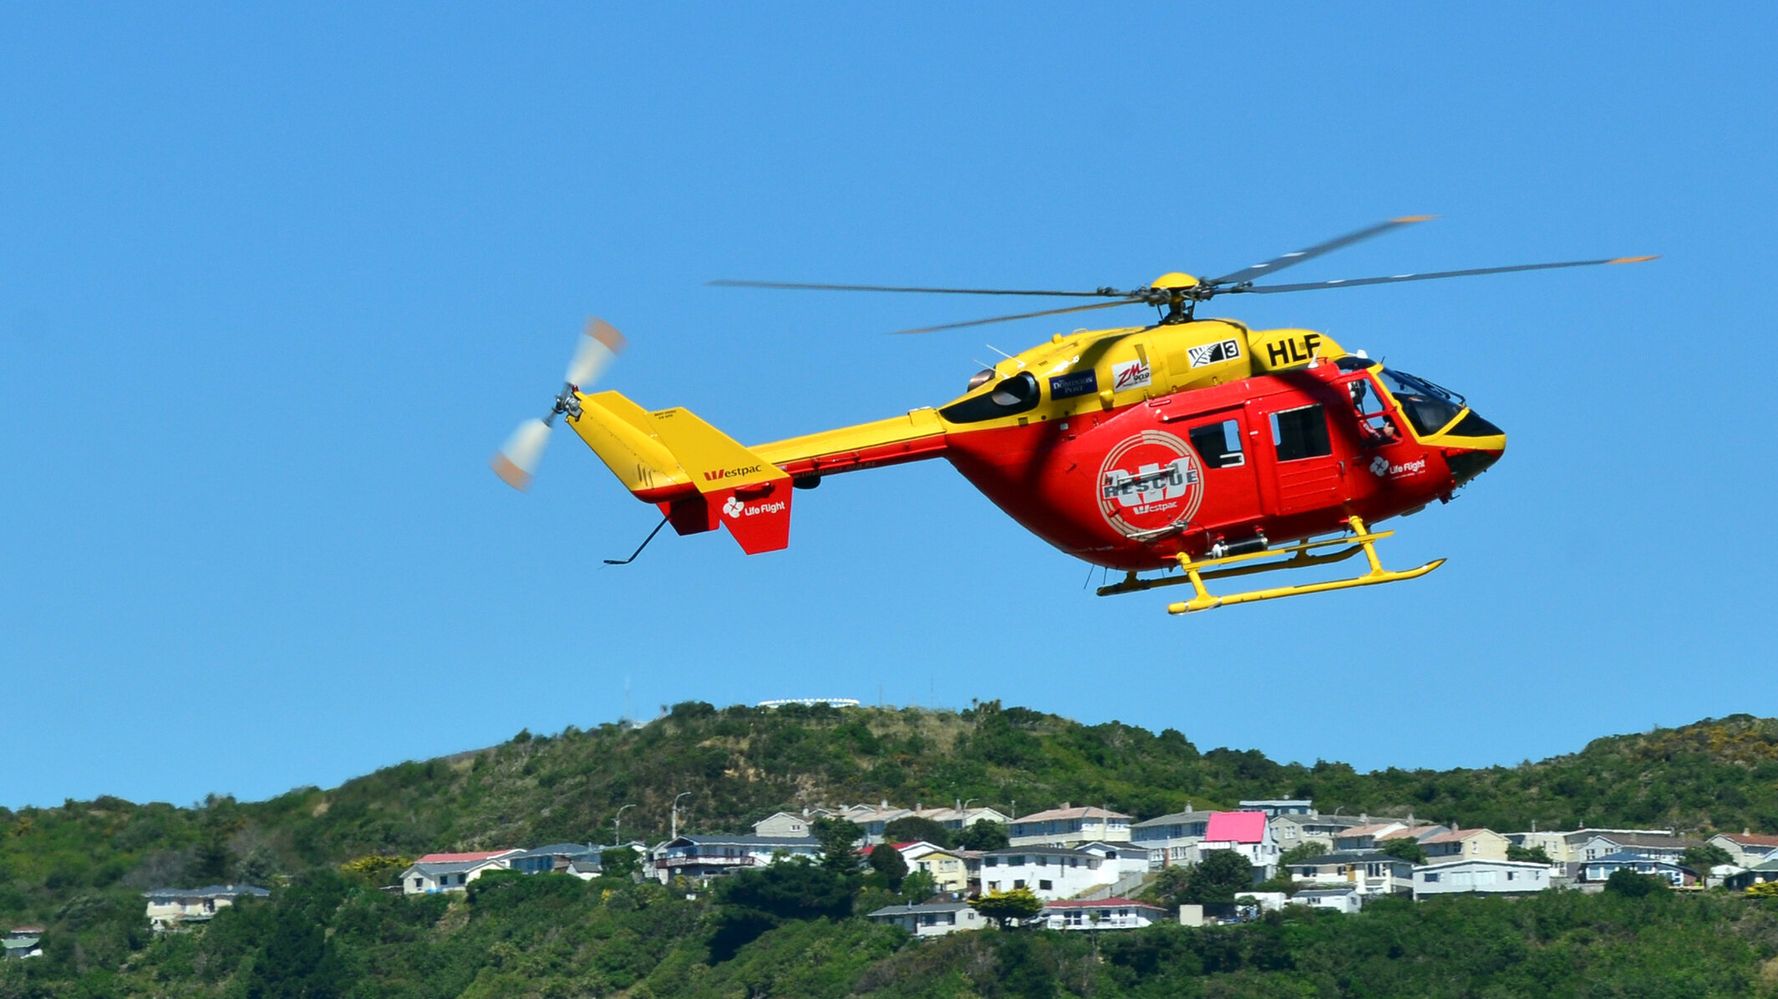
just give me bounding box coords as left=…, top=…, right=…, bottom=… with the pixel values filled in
left=1443, top=409, right=1506, bottom=487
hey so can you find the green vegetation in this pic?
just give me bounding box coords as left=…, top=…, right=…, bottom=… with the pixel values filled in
left=5, top=705, right=1778, bottom=995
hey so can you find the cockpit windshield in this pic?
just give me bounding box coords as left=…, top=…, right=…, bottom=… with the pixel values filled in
left=939, top=372, right=1042, bottom=423
left=1378, top=368, right=1467, bottom=436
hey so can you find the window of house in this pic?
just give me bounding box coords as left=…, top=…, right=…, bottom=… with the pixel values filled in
left=1270, top=405, right=1331, bottom=461
left=1424, top=873, right=1440, bottom=883
left=1039, top=879, right=1053, bottom=891
left=1190, top=419, right=1245, bottom=468
left=1015, top=879, right=1027, bottom=889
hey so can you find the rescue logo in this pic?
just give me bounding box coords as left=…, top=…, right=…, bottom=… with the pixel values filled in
left=1368, top=455, right=1429, bottom=479
left=1112, top=358, right=1151, bottom=391
left=1096, top=430, right=1205, bottom=538
left=1188, top=338, right=1241, bottom=368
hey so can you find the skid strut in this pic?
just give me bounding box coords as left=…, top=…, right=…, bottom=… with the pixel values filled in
left=1097, top=516, right=1444, bottom=614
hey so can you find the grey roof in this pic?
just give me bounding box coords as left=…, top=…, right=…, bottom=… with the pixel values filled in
left=408, top=861, right=493, bottom=876
left=1133, top=810, right=1217, bottom=828
left=511, top=843, right=602, bottom=860
left=1586, top=832, right=1694, bottom=849
left=668, top=833, right=820, bottom=849
left=1294, top=887, right=1358, bottom=898
left=985, top=845, right=1096, bottom=859
left=1274, top=813, right=1365, bottom=829
left=867, top=902, right=973, bottom=917
left=1290, top=850, right=1406, bottom=868
left=1078, top=841, right=1151, bottom=857
left=1586, top=851, right=1687, bottom=868
left=143, top=884, right=271, bottom=900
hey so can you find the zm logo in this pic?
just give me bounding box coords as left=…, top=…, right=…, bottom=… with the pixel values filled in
left=704, top=464, right=763, bottom=482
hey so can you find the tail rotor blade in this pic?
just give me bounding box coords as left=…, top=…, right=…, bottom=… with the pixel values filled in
left=567, top=318, right=627, bottom=388
left=491, top=418, right=552, bottom=491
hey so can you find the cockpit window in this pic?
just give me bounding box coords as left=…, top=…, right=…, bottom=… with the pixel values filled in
left=1377, top=367, right=1466, bottom=437
left=940, top=372, right=1041, bottom=423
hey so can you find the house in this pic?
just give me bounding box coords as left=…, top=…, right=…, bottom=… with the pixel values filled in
left=1710, top=832, right=1778, bottom=869
left=1270, top=813, right=1364, bottom=853
left=401, top=858, right=512, bottom=895
left=1575, top=832, right=1696, bottom=865
left=1009, top=804, right=1132, bottom=847
left=1420, top=828, right=1510, bottom=866
left=415, top=849, right=525, bottom=865
left=1291, top=887, right=1362, bottom=914
left=753, top=812, right=817, bottom=838
left=1287, top=850, right=1414, bottom=896
left=913, top=805, right=1012, bottom=832
left=1581, top=851, right=1695, bottom=887
left=1504, top=827, right=1675, bottom=866
left=650, top=833, right=821, bottom=882
left=1332, top=822, right=1409, bottom=852
left=1725, top=858, right=1778, bottom=891
left=144, top=885, right=271, bottom=930
left=2, top=928, right=44, bottom=960
left=508, top=843, right=602, bottom=876
left=980, top=846, right=1114, bottom=899
left=1412, top=859, right=1551, bottom=899
left=1199, top=812, right=1280, bottom=878
left=1131, top=809, right=1216, bottom=867
left=1239, top=799, right=1314, bottom=818
left=898, top=842, right=971, bottom=894
left=867, top=901, right=987, bottom=938
left=848, top=804, right=915, bottom=844
left=1041, top=898, right=1168, bottom=930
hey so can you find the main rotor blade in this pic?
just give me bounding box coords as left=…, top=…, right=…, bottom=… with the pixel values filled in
left=710, top=278, right=1120, bottom=299
left=1207, top=215, right=1436, bottom=287
left=1228, top=255, right=1659, bottom=295
left=893, top=298, right=1139, bottom=335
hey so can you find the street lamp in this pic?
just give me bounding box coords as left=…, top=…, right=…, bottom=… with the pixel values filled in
left=671, top=792, right=692, bottom=840
left=613, top=803, right=635, bottom=846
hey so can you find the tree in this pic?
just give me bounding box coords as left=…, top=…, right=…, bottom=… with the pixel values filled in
left=882, top=816, right=954, bottom=848
left=1682, top=843, right=1732, bottom=874
left=1184, top=850, right=1254, bottom=904
left=1379, top=837, right=1427, bottom=864
left=601, top=846, right=641, bottom=879
left=710, top=859, right=855, bottom=960
left=868, top=844, right=908, bottom=887
left=957, top=819, right=1010, bottom=852
left=969, top=887, right=1043, bottom=929
left=899, top=869, right=938, bottom=903
left=813, top=817, right=864, bottom=873
left=1280, top=842, right=1329, bottom=865
left=1604, top=868, right=1664, bottom=897
left=1506, top=844, right=1554, bottom=864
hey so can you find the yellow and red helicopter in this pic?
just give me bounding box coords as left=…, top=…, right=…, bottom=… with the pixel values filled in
left=493, top=217, right=1652, bottom=614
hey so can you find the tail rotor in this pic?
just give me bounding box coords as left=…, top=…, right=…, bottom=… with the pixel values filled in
left=491, top=318, right=627, bottom=491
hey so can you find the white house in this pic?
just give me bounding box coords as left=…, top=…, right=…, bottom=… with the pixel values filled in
left=1041, top=898, right=1167, bottom=930
left=1292, top=887, right=1362, bottom=914
left=401, top=858, right=513, bottom=895
left=144, top=885, right=271, bottom=929
left=1332, top=822, right=1411, bottom=852
left=1238, top=799, right=1314, bottom=817
left=1420, top=828, right=1510, bottom=866
left=1288, top=851, right=1414, bottom=896
left=867, top=901, right=987, bottom=937
left=1131, top=809, right=1216, bottom=867
left=848, top=804, right=916, bottom=844
left=2, top=928, right=43, bottom=960
left=1582, top=852, right=1695, bottom=887
left=980, top=846, right=1114, bottom=899
left=1009, top=805, right=1132, bottom=847
left=1412, top=859, right=1551, bottom=899
left=913, top=805, right=1012, bottom=832
left=651, top=834, right=821, bottom=882
left=1199, top=812, right=1279, bottom=878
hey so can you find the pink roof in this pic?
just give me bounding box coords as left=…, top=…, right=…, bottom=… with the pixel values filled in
left=416, top=849, right=518, bottom=863
left=1205, top=811, right=1267, bottom=844
left=1723, top=833, right=1778, bottom=847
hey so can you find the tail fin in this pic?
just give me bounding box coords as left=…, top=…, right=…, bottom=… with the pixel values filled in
left=568, top=391, right=793, bottom=554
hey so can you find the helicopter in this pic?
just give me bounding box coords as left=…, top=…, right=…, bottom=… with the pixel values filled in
left=492, top=217, right=1653, bottom=614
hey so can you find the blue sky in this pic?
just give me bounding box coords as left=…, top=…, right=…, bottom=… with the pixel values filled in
left=4, top=4, right=1774, bottom=809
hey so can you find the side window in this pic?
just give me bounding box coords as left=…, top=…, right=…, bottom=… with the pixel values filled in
left=1189, top=419, right=1245, bottom=468
left=1270, top=405, right=1331, bottom=461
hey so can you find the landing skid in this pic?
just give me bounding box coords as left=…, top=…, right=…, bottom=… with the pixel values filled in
left=1097, top=516, right=1444, bottom=615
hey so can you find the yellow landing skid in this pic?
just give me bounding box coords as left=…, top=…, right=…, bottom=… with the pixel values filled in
left=1096, top=516, right=1444, bottom=615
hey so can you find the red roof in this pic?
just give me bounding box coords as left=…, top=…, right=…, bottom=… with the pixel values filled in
left=1205, top=811, right=1267, bottom=844
left=1723, top=833, right=1778, bottom=847
left=416, top=849, right=517, bottom=863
